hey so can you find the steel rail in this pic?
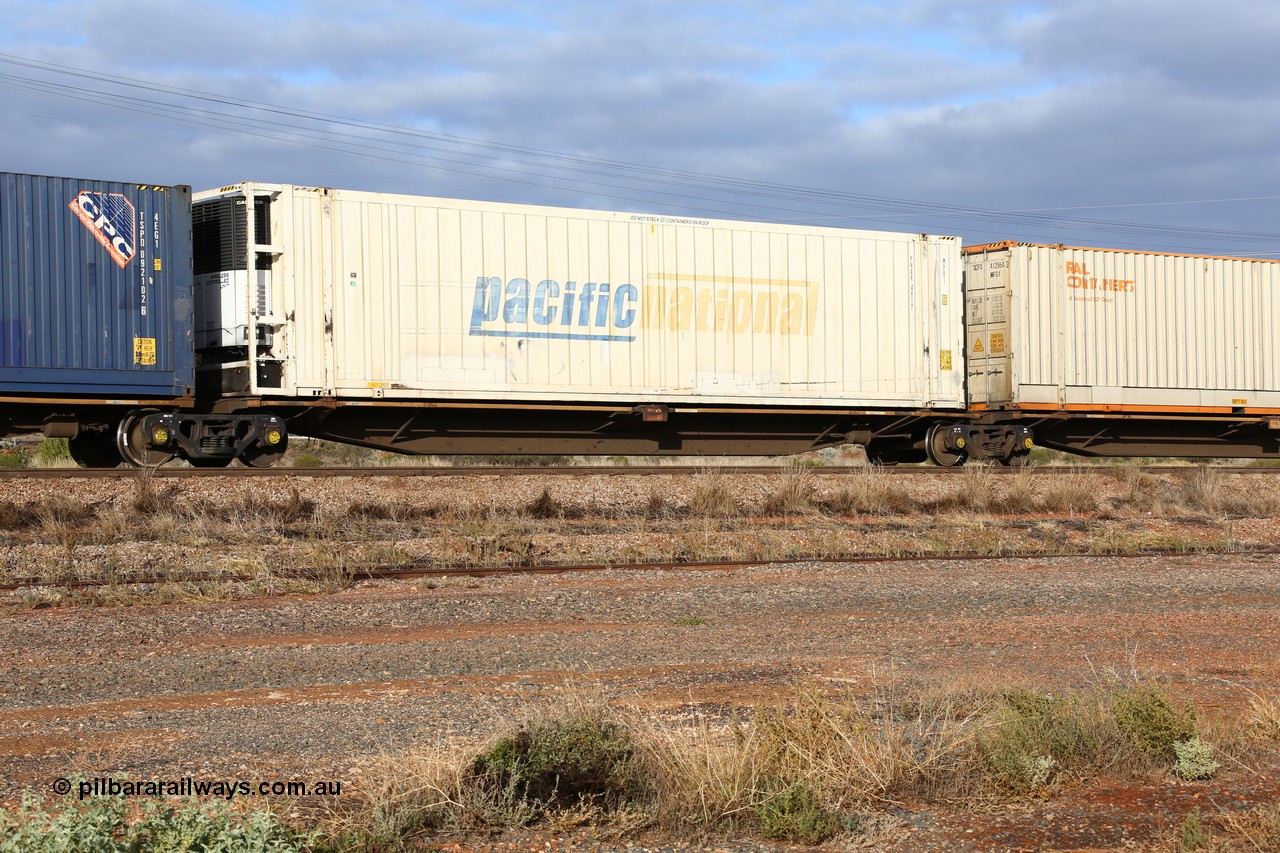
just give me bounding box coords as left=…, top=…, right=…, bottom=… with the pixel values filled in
left=1, top=463, right=1277, bottom=480
left=5, top=546, right=1278, bottom=593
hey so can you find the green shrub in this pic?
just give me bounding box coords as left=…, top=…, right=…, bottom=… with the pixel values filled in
left=754, top=781, right=838, bottom=845
left=1179, top=806, right=1207, bottom=851
left=1112, top=684, right=1197, bottom=761
left=455, top=455, right=572, bottom=467
left=0, top=449, right=27, bottom=469
left=1172, top=737, right=1219, bottom=780
left=980, top=690, right=1103, bottom=793
left=138, top=801, right=305, bottom=851
left=465, top=709, right=642, bottom=825
left=0, top=789, right=307, bottom=852
left=33, top=439, right=71, bottom=466
left=291, top=452, right=325, bottom=468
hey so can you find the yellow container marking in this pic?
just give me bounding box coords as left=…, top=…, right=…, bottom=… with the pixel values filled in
left=133, top=337, right=157, bottom=365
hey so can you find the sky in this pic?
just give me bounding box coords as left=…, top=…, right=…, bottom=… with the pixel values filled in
left=1, top=0, right=1278, bottom=256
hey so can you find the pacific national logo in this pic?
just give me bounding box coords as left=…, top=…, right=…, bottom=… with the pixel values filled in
left=470, top=277, right=640, bottom=342
left=69, top=191, right=137, bottom=268
left=468, top=274, right=820, bottom=341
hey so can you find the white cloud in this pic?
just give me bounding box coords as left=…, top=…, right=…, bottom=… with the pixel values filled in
left=1, top=0, right=1276, bottom=254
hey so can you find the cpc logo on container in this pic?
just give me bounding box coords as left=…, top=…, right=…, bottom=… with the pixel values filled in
left=69, top=190, right=137, bottom=268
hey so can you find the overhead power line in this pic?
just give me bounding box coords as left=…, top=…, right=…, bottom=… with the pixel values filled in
left=0, top=52, right=1275, bottom=255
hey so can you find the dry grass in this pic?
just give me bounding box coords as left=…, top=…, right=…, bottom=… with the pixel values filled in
left=1243, top=690, right=1280, bottom=744
left=1141, top=801, right=1280, bottom=852
left=819, top=468, right=915, bottom=516
left=329, top=677, right=1277, bottom=849
left=748, top=681, right=986, bottom=808
left=634, top=712, right=762, bottom=834
left=1116, top=466, right=1175, bottom=515
left=2, top=465, right=1277, bottom=602
left=333, top=739, right=474, bottom=844
left=343, top=499, right=446, bottom=522
left=951, top=464, right=1000, bottom=513
left=688, top=471, right=740, bottom=517
left=1105, top=465, right=1280, bottom=521
left=643, top=489, right=672, bottom=519
left=527, top=487, right=568, bottom=519
left=1039, top=468, right=1101, bottom=514
left=1179, top=467, right=1280, bottom=519
left=1211, top=802, right=1280, bottom=852
left=760, top=466, right=816, bottom=516
left=993, top=467, right=1039, bottom=513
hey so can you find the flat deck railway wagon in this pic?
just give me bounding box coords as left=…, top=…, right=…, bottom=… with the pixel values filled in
left=190, top=181, right=975, bottom=463
left=0, top=171, right=282, bottom=467
left=5, top=168, right=1279, bottom=467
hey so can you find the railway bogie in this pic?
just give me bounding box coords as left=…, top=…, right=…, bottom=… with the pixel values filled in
left=2, top=402, right=287, bottom=468
left=921, top=422, right=1034, bottom=467
left=118, top=411, right=289, bottom=468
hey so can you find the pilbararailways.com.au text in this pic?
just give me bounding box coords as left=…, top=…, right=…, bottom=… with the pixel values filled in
left=55, top=776, right=343, bottom=801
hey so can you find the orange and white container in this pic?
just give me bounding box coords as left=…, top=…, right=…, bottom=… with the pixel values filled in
left=964, top=242, right=1280, bottom=414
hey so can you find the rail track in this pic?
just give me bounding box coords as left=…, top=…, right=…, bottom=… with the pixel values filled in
left=5, top=545, right=1277, bottom=593
left=2, top=463, right=1277, bottom=479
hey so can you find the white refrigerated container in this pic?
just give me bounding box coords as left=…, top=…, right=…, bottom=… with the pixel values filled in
left=194, top=182, right=965, bottom=410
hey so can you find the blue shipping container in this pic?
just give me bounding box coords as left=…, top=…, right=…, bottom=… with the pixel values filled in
left=0, top=171, right=193, bottom=397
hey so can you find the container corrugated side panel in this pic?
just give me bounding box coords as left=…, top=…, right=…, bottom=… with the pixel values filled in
left=0, top=172, right=193, bottom=397
left=1008, top=244, right=1280, bottom=411
left=253, top=185, right=963, bottom=409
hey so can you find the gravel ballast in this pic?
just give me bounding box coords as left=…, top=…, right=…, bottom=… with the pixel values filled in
left=1, top=470, right=1279, bottom=850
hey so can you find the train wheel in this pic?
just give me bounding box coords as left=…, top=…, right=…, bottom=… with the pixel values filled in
left=998, top=436, right=1035, bottom=467
left=238, top=430, right=288, bottom=468
left=115, top=411, right=176, bottom=467
left=67, top=432, right=123, bottom=468
left=925, top=424, right=967, bottom=468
